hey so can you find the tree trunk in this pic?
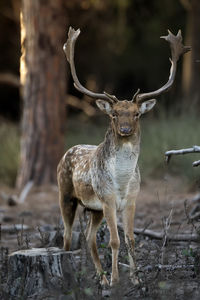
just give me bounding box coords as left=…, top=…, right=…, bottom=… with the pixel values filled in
left=181, top=10, right=192, bottom=95
left=190, top=0, right=200, bottom=105
left=17, top=0, right=67, bottom=189
left=7, top=247, right=77, bottom=299
left=181, top=0, right=200, bottom=107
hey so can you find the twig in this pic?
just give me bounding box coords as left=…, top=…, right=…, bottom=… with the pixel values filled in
left=18, top=181, right=34, bottom=203
left=190, top=211, right=200, bottom=221
left=15, top=219, right=25, bottom=250
left=165, top=145, right=200, bottom=167
left=119, top=262, right=195, bottom=270
left=162, top=208, right=173, bottom=248
left=193, top=160, right=200, bottom=167
left=160, top=207, right=173, bottom=264
left=37, top=226, right=50, bottom=247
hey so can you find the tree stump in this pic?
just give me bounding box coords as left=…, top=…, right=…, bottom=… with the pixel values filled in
left=7, top=247, right=77, bottom=299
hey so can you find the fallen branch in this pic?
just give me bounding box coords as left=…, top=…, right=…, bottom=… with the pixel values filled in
left=18, top=180, right=34, bottom=203
left=66, top=94, right=96, bottom=116
left=118, top=223, right=200, bottom=242
left=190, top=193, right=200, bottom=203
left=1, top=224, right=30, bottom=233
left=132, top=227, right=200, bottom=242
left=0, top=72, right=20, bottom=87
left=119, top=262, right=195, bottom=271
left=165, top=145, right=200, bottom=167
left=189, top=210, right=200, bottom=221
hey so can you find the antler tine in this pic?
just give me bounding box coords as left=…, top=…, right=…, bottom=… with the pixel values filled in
left=132, top=88, right=140, bottom=102
left=63, top=27, right=116, bottom=104
left=135, top=30, right=191, bottom=104
left=103, top=92, right=118, bottom=103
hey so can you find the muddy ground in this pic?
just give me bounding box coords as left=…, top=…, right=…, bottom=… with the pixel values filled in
left=0, top=175, right=200, bottom=299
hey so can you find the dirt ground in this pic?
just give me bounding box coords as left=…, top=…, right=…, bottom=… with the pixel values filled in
left=0, top=175, right=196, bottom=249
left=1, top=175, right=200, bottom=299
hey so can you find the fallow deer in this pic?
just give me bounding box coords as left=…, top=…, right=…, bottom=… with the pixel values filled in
left=57, top=27, right=190, bottom=285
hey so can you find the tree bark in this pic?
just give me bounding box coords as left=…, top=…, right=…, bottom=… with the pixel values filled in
left=181, top=0, right=200, bottom=106
left=190, top=0, right=200, bottom=104
left=17, top=0, right=67, bottom=189
left=7, top=247, right=77, bottom=299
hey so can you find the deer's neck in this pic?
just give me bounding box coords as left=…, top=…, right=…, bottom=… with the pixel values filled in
left=100, top=123, right=141, bottom=161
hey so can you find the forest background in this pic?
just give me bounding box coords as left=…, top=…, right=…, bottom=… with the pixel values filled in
left=0, top=0, right=199, bottom=191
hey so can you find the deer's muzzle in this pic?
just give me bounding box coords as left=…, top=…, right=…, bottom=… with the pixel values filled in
left=119, top=127, right=132, bottom=136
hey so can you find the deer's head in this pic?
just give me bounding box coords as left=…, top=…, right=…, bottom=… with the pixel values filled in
left=64, top=27, right=190, bottom=137
left=96, top=98, right=156, bottom=137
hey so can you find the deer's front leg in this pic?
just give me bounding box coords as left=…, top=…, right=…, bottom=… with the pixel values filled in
left=103, top=201, right=120, bottom=286
left=122, top=203, right=137, bottom=282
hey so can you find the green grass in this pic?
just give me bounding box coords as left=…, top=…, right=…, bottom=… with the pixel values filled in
left=0, top=122, right=20, bottom=186
left=0, top=112, right=199, bottom=186
left=65, top=115, right=108, bottom=149
left=139, top=114, right=200, bottom=183
left=65, top=113, right=200, bottom=184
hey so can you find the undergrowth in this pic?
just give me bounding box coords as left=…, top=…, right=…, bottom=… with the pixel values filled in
left=0, top=111, right=199, bottom=186
left=66, top=112, right=200, bottom=186
left=1, top=206, right=200, bottom=299
left=140, top=113, right=200, bottom=183
left=0, top=121, right=19, bottom=186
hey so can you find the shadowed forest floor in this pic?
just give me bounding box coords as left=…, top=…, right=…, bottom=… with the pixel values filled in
left=1, top=176, right=200, bottom=299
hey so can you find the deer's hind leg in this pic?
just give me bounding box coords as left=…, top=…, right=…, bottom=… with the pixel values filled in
left=59, top=191, right=78, bottom=251
left=86, top=210, right=109, bottom=285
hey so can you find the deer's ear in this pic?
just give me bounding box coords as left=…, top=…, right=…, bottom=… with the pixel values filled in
left=139, top=99, right=156, bottom=114
left=96, top=100, right=113, bottom=115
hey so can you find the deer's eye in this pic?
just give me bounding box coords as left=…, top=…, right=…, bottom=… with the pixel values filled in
left=112, top=112, right=118, bottom=118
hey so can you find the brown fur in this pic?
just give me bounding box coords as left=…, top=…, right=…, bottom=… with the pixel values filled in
left=57, top=99, right=155, bottom=285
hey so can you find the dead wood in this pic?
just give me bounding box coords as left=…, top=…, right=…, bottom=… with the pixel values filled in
left=131, top=227, right=200, bottom=242
left=0, top=72, right=20, bottom=87
left=190, top=193, right=200, bottom=203
left=165, top=145, right=200, bottom=167
left=66, top=94, right=96, bottom=116
left=1, top=224, right=30, bottom=233
left=7, top=247, right=77, bottom=299
left=119, top=262, right=195, bottom=271
left=18, top=180, right=34, bottom=203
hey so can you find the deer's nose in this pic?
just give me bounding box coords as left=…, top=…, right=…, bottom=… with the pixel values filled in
left=120, top=127, right=132, bottom=135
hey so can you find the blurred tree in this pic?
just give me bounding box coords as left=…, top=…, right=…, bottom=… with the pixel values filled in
left=0, top=0, right=21, bottom=121
left=16, top=0, right=67, bottom=189
left=0, top=0, right=188, bottom=122
left=181, top=0, right=200, bottom=107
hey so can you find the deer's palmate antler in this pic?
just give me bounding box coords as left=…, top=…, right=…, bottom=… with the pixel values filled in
left=58, top=28, right=190, bottom=286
